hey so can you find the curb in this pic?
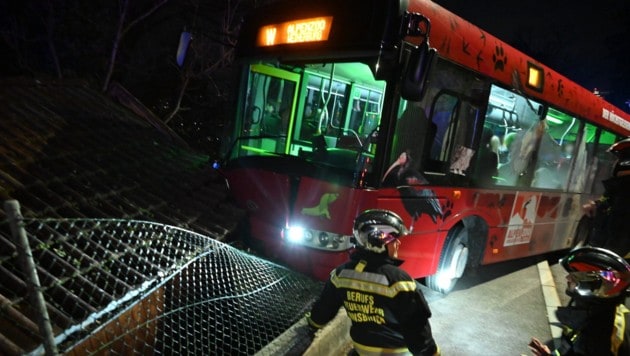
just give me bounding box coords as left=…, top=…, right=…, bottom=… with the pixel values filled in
left=303, top=309, right=351, bottom=356
left=536, top=261, right=562, bottom=348
left=256, top=308, right=351, bottom=356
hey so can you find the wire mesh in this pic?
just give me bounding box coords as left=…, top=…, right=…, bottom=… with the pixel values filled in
left=0, top=216, right=323, bottom=355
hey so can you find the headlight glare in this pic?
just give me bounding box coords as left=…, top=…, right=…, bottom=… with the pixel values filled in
left=287, top=226, right=305, bottom=243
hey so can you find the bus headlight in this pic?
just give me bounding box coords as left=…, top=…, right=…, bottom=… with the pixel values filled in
left=318, top=232, right=329, bottom=246
left=304, top=230, right=314, bottom=242
left=284, top=226, right=352, bottom=251
left=287, top=226, right=305, bottom=243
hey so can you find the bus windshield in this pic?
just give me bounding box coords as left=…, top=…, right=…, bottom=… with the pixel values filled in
left=228, top=61, right=385, bottom=174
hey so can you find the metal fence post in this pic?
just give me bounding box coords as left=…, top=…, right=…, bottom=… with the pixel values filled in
left=4, top=200, right=59, bottom=356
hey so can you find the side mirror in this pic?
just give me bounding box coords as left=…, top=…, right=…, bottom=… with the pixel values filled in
left=401, top=41, right=435, bottom=101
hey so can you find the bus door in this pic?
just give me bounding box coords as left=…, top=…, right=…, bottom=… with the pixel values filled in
left=240, top=63, right=299, bottom=156
left=390, top=56, right=496, bottom=188
left=431, top=91, right=483, bottom=182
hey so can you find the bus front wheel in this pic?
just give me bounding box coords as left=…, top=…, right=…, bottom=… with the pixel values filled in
left=426, top=225, right=469, bottom=294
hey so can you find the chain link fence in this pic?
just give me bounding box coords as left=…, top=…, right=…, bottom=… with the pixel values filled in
left=1, top=200, right=324, bottom=355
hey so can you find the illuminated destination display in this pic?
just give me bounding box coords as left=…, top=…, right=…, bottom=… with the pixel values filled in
left=257, top=16, right=333, bottom=47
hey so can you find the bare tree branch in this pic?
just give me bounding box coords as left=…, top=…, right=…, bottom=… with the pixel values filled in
left=102, top=0, right=170, bottom=92
left=164, top=74, right=191, bottom=124
left=160, top=0, right=244, bottom=125
left=122, top=0, right=170, bottom=37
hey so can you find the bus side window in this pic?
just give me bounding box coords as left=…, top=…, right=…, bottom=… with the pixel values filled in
left=487, top=85, right=544, bottom=188
left=530, top=127, right=565, bottom=190
left=471, top=126, right=499, bottom=186
left=497, top=132, right=518, bottom=185
left=587, top=128, right=618, bottom=195
left=566, top=126, right=588, bottom=193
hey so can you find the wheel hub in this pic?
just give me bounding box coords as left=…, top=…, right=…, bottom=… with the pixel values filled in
left=450, top=244, right=469, bottom=279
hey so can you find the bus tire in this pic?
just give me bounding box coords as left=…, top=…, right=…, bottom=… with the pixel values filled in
left=426, top=224, right=469, bottom=294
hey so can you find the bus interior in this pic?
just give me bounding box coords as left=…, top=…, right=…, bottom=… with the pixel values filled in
left=390, top=55, right=619, bottom=196
left=230, top=61, right=385, bottom=173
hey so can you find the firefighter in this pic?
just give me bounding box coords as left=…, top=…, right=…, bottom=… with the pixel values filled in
left=529, top=246, right=630, bottom=355
left=583, top=137, right=630, bottom=257
left=306, top=209, right=439, bottom=356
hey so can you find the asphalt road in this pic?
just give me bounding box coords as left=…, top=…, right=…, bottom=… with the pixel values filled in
left=290, top=252, right=571, bottom=356
left=418, top=253, right=565, bottom=355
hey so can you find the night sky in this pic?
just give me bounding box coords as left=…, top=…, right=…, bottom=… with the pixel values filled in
left=435, top=0, right=630, bottom=112
left=1, top=0, right=628, bottom=116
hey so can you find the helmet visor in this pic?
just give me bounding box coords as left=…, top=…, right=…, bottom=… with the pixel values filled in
left=567, top=270, right=626, bottom=298
left=366, top=228, right=398, bottom=246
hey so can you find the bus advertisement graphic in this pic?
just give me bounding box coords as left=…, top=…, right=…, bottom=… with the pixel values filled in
left=504, top=192, right=541, bottom=246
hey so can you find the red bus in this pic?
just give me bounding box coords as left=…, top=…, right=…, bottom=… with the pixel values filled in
left=217, top=0, right=630, bottom=293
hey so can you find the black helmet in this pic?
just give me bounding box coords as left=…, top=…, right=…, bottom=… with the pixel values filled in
left=560, top=246, right=630, bottom=299
left=608, top=137, right=630, bottom=176
left=352, top=209, right=408, bottom=254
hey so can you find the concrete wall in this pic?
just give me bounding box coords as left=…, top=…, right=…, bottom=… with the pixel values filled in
left=257, top=308, right=352, bottom=356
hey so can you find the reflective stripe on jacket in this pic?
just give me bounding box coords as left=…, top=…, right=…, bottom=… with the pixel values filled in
left=308, top=249, right=438, bottom=356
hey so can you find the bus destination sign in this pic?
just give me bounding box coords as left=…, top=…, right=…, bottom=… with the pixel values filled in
left=257, top=16, right=333, bottom=47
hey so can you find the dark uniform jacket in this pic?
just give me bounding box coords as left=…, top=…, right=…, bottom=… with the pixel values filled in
left=551, top=302, right=630, bottom=355
left=590, top=175, right=630, bottom=258
left=307, top=249, right=438, bottom=356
